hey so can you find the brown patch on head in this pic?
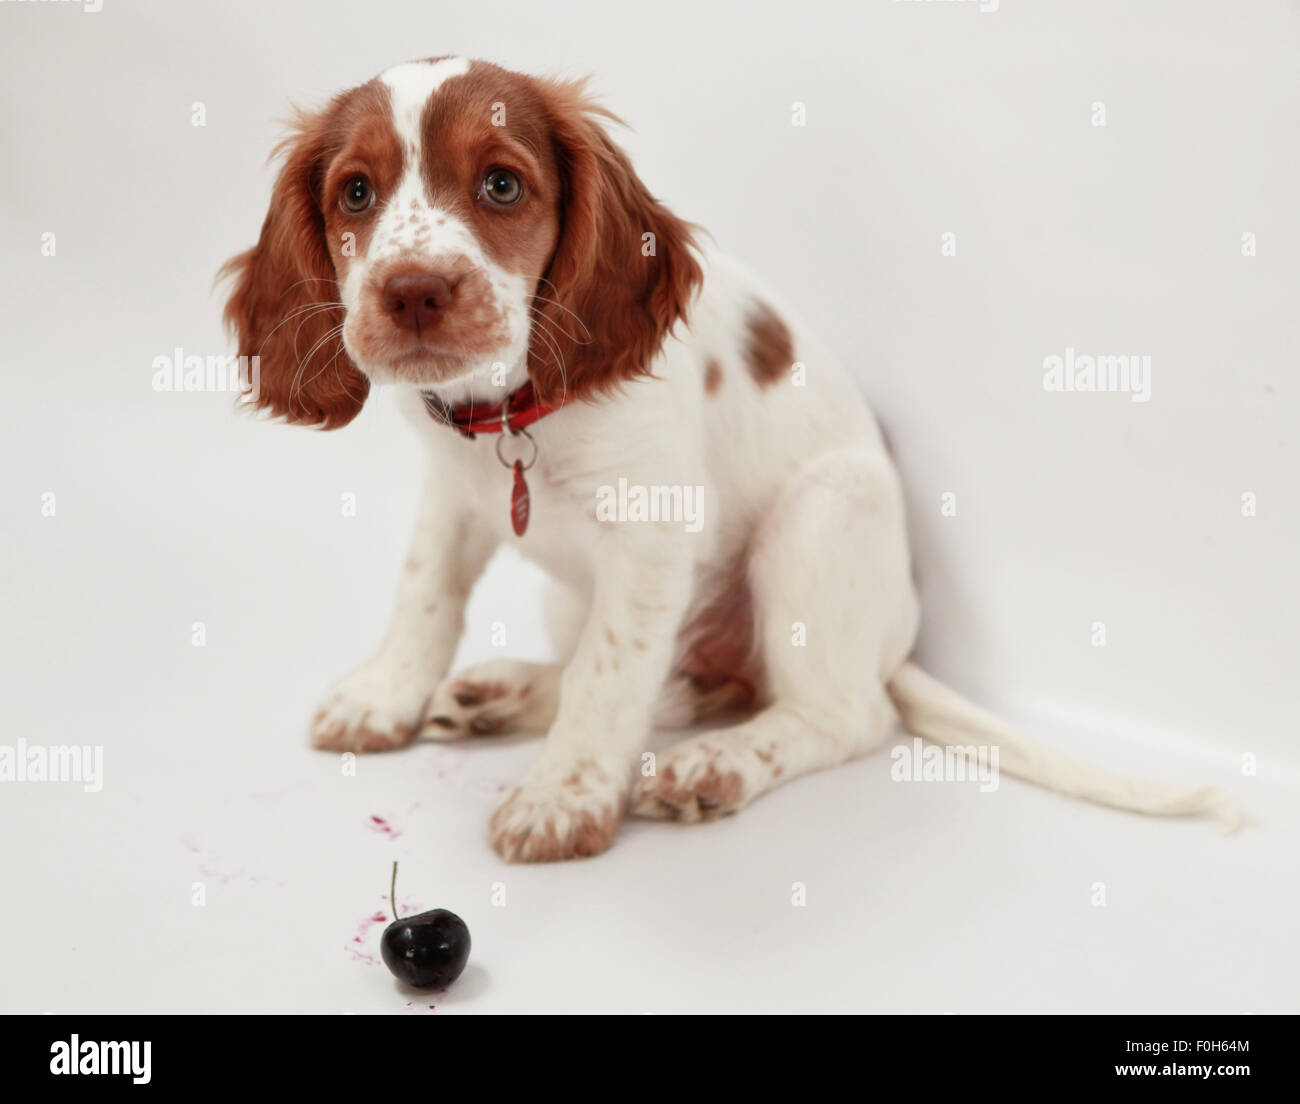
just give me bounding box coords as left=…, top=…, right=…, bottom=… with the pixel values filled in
left=704, top=357, right=724, bottom=395
left=223, top=59, right=703, bottom=421
left=220, top=79, right=399, bottom=429
left=744, top=299, right=795, bottom=388
left=318, top=81, right=406, bottom=273
left=416, top=64, right=566, bottom=281
left=519, top=75, right=703, bottom=403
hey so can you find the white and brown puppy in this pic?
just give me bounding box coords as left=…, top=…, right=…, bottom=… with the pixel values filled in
left=223, top=57, right=1237, bottom=862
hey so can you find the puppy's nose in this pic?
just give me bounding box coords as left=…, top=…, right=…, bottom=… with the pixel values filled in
left=382, top=274, right=454, bottom=332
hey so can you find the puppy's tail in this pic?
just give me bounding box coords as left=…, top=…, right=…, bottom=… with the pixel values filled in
left=886, top=660, right=1244, bottom=829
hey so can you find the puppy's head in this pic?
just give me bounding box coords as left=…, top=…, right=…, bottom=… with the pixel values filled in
left=221, top=57, right=701, bottom=428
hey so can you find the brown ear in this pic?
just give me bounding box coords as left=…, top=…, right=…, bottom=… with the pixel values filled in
left=528, top=81, right=702, bottom=404
left=220, top=107, right=368, bottom=429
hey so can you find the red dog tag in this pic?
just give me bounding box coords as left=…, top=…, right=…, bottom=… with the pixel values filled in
left=510, top=460, right=530, bottom=536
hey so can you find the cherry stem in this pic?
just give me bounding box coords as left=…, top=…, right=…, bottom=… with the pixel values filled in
left=390, top=860, right=400, bottom=922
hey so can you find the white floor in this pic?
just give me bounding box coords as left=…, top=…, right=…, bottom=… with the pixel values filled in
left=3, top=0, right=1297, bottom=1016
left=4, top=696, right=1296, bottom=1014
left=1, top=390, right=1296, bottom=1014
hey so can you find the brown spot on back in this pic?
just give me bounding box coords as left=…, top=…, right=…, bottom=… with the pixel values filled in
left=704, top=357, right=723, bottom=395
left=744, top=299, right=795, bottom=388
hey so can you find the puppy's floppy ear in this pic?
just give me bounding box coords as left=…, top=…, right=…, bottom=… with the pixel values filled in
left=528, top=79, right=702, bottom=404
left=220, top=104, right=368, bottom=429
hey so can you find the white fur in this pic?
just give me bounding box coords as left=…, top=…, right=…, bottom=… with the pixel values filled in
left=313, top=81, right=1241, bottom=859
left=339, top=58, right=532, bottom=399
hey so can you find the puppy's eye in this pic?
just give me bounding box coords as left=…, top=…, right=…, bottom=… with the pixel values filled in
left=481, top=169, right=522, bottom=206
left=341, top=175, right=375, bottom=213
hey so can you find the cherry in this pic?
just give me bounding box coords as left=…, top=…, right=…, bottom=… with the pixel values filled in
left=379, top=863, right=471, bottom=989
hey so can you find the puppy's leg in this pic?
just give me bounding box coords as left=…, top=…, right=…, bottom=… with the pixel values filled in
left=311, top=475, right=497, bottom=752
left=632, top=447, right=919, bottom=820
left=490, top=530, right=695, bottom=861
left=425, top=658, right=712, bottom=739
left=425, top=660, right=563, bottom=738
left=424, top=580, right=587, bottom=739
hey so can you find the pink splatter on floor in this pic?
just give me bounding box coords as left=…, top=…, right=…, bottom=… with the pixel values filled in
left=367, top=801, right=426, bottom=839
left=347, top=896, right=420, bottom=967
left=368, top=814, right=402, bottom=839
left=249, top=778, right=317, bottom=802
left=182, top=834, right=281, bottom=889
left=198, top=863, right=244, bottom=886
left=347, top=908, right=389, bottom=966
left=428, top=747, right=471, bottom=781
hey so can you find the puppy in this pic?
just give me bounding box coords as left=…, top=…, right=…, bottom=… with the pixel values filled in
left=223, top=57, right=1238, bottom=861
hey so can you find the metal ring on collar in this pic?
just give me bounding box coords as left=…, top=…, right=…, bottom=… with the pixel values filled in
left=495, top=426, right=538, bottom=471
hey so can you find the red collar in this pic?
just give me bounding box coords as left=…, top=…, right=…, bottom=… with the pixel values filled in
left=420, top=381, right=560, bottom=439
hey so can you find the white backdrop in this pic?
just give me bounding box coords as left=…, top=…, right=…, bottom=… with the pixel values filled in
left=1, top=0, right=1296, bottom=1013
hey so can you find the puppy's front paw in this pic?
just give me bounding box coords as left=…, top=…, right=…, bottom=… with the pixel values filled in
left=422, top=660, right=559, bottom=740
left=309, top=659, right=432, bottom=753
left=490, top=759, right=626, bottom=862
left=630, top=737, right=750, bottom=822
